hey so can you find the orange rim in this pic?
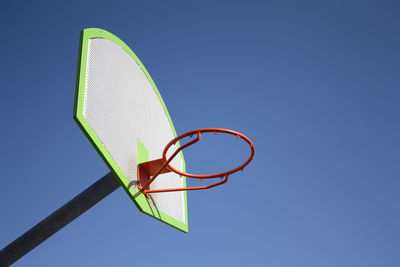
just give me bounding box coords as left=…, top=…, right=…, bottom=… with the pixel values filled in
left=137, top=128, right=255, bottom=195
left=163, top=128, right=255, bottom=179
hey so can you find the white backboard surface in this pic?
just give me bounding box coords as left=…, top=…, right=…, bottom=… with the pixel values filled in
left=75, top=28, right=188, bottom=232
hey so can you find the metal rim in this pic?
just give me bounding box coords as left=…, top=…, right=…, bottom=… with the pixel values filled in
left=162, top=128, right=255, bottom=179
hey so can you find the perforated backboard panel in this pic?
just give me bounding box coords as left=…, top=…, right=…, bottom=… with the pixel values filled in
left=75, top=28, right=188, bottom=232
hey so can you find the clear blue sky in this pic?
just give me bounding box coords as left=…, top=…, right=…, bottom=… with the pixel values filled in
left=1, top=1, right=399, bottom=266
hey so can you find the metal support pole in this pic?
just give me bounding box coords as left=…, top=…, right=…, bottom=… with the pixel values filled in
left=0, top=172, right=120, bottom=266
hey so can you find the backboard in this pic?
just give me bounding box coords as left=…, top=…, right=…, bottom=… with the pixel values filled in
left=74, top=28, right=188, bottom=232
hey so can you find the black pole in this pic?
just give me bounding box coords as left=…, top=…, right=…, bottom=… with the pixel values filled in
left=0, top=172, right=120, bottom=266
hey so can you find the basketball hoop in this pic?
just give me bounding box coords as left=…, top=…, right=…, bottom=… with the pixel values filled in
left=137, top=128, right=255, bottom=196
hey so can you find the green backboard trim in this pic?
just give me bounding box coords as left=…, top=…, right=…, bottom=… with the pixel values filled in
left=136, top=139, right=149, bottom=164
left=74, top=28, right=188, bottom=232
